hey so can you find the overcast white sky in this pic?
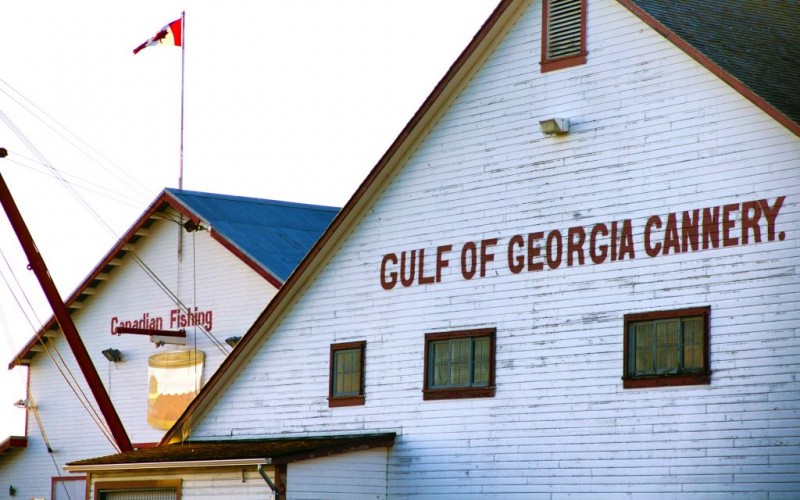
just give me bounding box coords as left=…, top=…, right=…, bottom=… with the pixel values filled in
left=0, top=0, right=498, bottom=438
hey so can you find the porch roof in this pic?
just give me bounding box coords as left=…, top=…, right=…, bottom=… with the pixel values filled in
left=65, top=432, right=395, bottom=471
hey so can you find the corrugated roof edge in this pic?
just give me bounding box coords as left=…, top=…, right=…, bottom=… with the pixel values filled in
left=164, top=188, right=339, bottom=285
left=165, top=188, right=341, bottom=213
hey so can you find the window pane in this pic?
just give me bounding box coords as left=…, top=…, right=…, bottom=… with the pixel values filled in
left=625, top=309, right=709, bottom=386
left=432, top=341, right=451, bottom=386
left=633, top=323, right=654, bottom=375
left=655, top=319, right=680, bottom=373
left=683, top=317, right=704, bottom=370
left=334, top=348, right=361, bottom=396
left=425, top=330, right=495, bottom=398
left=429, top=335, right=492, bottom=389
left=449, top=339, right=471, bottom=386
left=473, top=337, right=490, bottom=385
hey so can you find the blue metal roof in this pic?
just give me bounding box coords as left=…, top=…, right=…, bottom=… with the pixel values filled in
left=166, top=189, right=339, bottom=282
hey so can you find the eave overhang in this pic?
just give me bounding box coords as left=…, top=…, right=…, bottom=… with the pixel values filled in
left=0, top=435, right=27, bottom=455
left=64, top=457, right=268, bottom=472
left=65, top=433, right=396, bottom=473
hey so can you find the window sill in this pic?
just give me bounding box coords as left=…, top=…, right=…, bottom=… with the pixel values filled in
left=623, top=373, right=710, bottom=389
left=328, top=395, right=365, bottom=407
left=540, top=53, right=587, bottom=73
left=423, top=386, right=495, bottom=401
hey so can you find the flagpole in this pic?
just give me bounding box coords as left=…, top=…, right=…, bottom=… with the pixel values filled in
left=178, top=11, right=186, bottom=264
left=179, top=10, right=186, bottom=190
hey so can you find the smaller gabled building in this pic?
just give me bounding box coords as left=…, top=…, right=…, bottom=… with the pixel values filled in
left=0, top=188, right=337, bottom=499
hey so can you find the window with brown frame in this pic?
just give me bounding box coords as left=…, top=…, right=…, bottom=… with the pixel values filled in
left=329, top=341, right=366, bottom=407
left=623, top=306, right=711, bottom=389
left=423, top=328, right=496, bottom=400
left=541, top=0, right=587, bottom=72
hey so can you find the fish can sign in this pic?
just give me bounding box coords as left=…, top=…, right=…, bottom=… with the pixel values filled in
left=147, top=350, right=204, bottom=430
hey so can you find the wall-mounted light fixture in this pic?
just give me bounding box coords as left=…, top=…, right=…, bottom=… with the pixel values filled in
left=183, top=219, right=205, bottom=232
left=539, top=118, right=570, bottom=135
left=225, top=336, right=242, bottom=348
left=101, top=348, right=123, bottom=362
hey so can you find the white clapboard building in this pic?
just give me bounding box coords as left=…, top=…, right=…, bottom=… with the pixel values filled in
left=67, top=0, right=798, bottom=498
left=0, top=189, right=337, bottom=499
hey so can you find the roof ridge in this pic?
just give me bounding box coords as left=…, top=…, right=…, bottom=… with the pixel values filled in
left=165, top=188, right=339, bottom=211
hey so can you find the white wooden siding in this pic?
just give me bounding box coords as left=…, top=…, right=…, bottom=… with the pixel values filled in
left=192, top=0, right=800, bottom=496
left=0, top=213, right=277, bottom=498
left=288, top=448, right=388, bottom=499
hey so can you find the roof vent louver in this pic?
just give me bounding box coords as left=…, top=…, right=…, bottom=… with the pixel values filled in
left=546, top=0, right=583, bottom=60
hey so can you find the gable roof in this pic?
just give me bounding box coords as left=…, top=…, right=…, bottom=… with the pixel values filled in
left=162, top=0, right=800, bottom=444
left=166, top=189, right=339, bottom=284
left=10, top=189, right=338, bottom=368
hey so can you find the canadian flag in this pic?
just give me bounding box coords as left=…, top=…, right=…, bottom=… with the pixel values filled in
left=133, top=18, right=182, bottom=55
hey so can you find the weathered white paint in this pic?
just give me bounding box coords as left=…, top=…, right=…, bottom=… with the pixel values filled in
left=288, top=448, right=389, bottom=499
left=0, top=211, right=277, bottom=498
left=188, top=0, right=800, bottom=497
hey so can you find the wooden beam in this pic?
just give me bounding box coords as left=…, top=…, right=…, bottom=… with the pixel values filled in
left=0, top=172, right=133, bottom=453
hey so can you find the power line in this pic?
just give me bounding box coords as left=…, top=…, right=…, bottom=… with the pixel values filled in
left=0, top=109, right=122, bottom=238
left=3, top=153, right=145, bottom=209
left=0, top=246, right=42, bottom=331
left=2, top=107, right=230, bottom=354
left=0, top=78, right=152, bottom=200
left=0, top=253, right=119, bottom=449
